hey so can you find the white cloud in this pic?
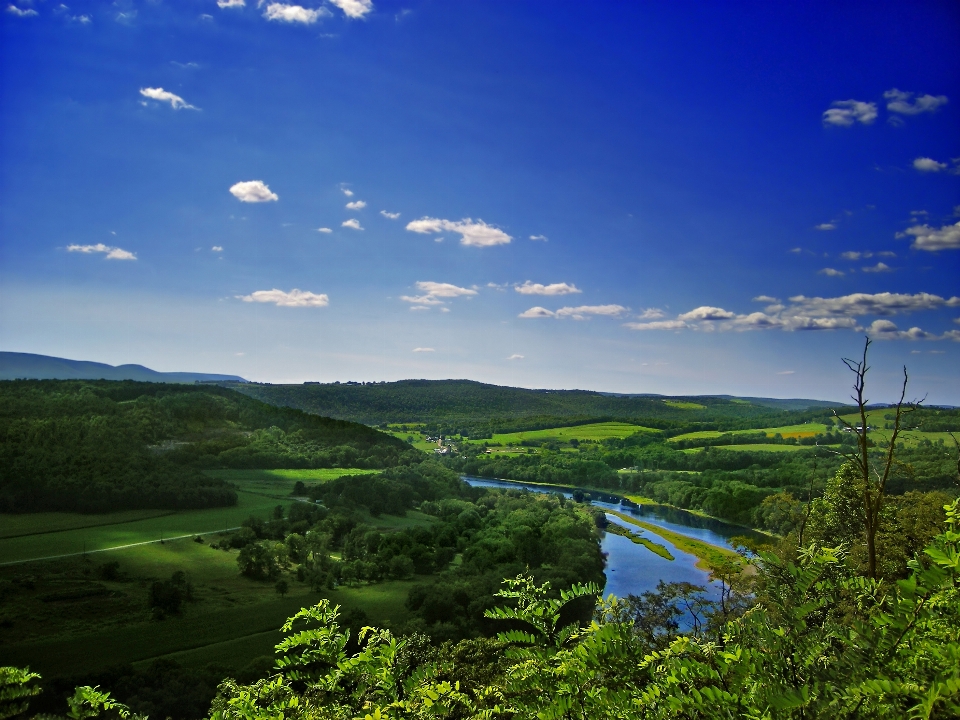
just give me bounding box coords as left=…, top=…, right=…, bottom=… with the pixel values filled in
left=776, top=370, right=795, bottom=375
left=877, top=251, right=896, bottom=258
left=677, top=306, right=735, bottom=321
left=815, top=223, right=836, bottom=231
left=787, top=292, right=960, bottom=317
left=316, top=227, right=332, bottom=233
left=139, top=87, right=197, bottom=110
left=902, top=222, right=960, bottom=251
left=401, top=281, right=476, bottom=307
left=341, top=187, right=354, bottom=197
left=328, top=0, right=373, bottom=19
left=866, top=319, right=936, bottom=341
left=406, top=217, right=511, bottom=247
left=819, top=268, right=845, bottom=277
left=506, top=354, right=524, bottom=360
left=211, top=245, right=223, bottom=252
left=71, top=13, right=91, bottom=23
left=238, top=288, right=328, bottom=307
left=515, top=281, right=581, bottom=296
left=529, top=234, right=548, bottom=242
left=346, top=200, right=366, bottom=210
left=913, top=157, right=947, bottom=172
left=556, top=305, right=626, bottom=320
left=623, top=319, right=687, bottom=331
left=67, top=243, right=137, bottom=260
left=263, top=3, right=328, bottom=23
left=7, top=5, right=38, bottom=16
left=862, top=262, right=892, bottom=273
left=840, top=251, right=870, bottom=260
left=752, top=295, right=779, bottom=304
left=217, top=0, right=244, bottom=7
left=380, top=210, right=400, bottom=219
left=230, top=180, right=278, bottom=203
left=789, top=247, right=802, bottom=254
left=884, top=88, right=948, bottom=115
left=409, top=306, right=430, bottom=311
left=342, top=218, right=363, bottom=230
left=518, top=307, right=556, bottom=319
left=823, top=100, right=877, bottom=126
left=636, top=308, right=665, bottom=319
left=412, top=347, right=434, bottom=353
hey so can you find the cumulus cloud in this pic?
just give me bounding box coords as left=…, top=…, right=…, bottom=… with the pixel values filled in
left=529, top=234, right=548, bottom=241
left=346, top=200, right=366, bottom=210
left=815, top=223, right=836, bottom=231
left=636, top=308, right=666, bottom=319
left=901, top=222, right=960, bottom=251
left=752, top=295, right=779, bottom=304
left=212, top=245, right=223, bottom=252
left=913, top=157, right=948, bottom=172
left=7, top=4, right=38, bottom=16
left=217, top=0, right=244, bottom=7
left=523, top=305, right=626, bottom=320
left=380, top=210, right=400, bottom=219
left=862, top=262, right=892, bottom=273
left=788, top=292, right=960, bottom=317
left=623, top=319, right=687, bottom=331
left=263, top=3, right=329, bottom=23
left=515, top=281, right=581, bottom=296
left=67, top=243, right=137, bottom=260
left=884, top=88, right=948, bottom=115
left=819, top=268, right=845, bottom=277
left=328, top=0, right=373, bottom=19
left=506, top=354, right=524, bottom=360
left=342, top=218, right=363, bottom=230
left=823, top=100, right=877, bottom=126
left=518, top=307, right=555, bottom=319
left=316, top=227, right=332, bottom=233
left=230, top=180, right=278, bottom=203
left=677, top=306, right=735, bottom=321
left=412, top=347, right=434, bottom=353
left=238, top=288, right=328, bottom=307
left=341, top=187, right=353, bottom=197
left=406, top=217, right=511, bottom=247
left=139, top=87, right=197, bottom=110
left=620, top=291, right=960, bottom=338
left=401, top=281, right=476, bottom=307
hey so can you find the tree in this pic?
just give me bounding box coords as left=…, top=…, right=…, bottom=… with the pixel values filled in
left=833, top=337, right=919, bottom=579
left=275, top=578, right=289, bottom=597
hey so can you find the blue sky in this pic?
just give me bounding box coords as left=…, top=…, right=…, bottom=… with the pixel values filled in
left=2, top=0, right=959, bottom=403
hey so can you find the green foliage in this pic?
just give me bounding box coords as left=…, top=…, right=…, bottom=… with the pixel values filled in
left=0, top=380, right=417, bottom=514
left=0, top=666, right=40, bottom=720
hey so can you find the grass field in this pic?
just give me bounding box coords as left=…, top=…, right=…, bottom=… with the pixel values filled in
left=681, top=444, right=826, bottom=454
left=0, top=509, right=176, bottom=540
left=605, top=520, right=674, bottom=560
left=468, top=422, right=658, bottom=447
left=663, top=400, right=706, bottom=410
left=206, top=468, right=379, bottom=496
left=0, top=528, right=421, bottom=677
left=669, top=423, right=831, bottom=442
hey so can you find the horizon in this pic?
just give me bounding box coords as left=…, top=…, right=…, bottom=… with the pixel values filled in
left=2, top=1, right=959, bottom=404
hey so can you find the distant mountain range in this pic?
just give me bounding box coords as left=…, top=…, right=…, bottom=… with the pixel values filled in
left=0, top=352, right=247, bottom=384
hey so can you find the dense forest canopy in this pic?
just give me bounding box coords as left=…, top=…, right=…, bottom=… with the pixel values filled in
left=0, top=380, right=419, bottom=513
left=227, top=380, right=856, bottom=437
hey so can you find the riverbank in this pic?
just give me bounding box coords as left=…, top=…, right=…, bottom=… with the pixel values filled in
left=606, top=509, right=744, bottom=573
left=604, top=520, right=674, bottom=560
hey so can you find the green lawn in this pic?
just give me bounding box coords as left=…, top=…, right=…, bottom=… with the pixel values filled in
left=468, top=422, right=658, bottom=447
left=0, top=509, right=175, bottom=540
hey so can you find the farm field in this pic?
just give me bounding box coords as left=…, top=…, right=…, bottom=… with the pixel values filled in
left=0, top=491, right=296, bottom=565
left=468, top=421, right=658, bottom=446
left=206, top=467, right=379, bottom=496
left=682, top=444, right=824, bottom=454
left=0, top=528, right=421, bottom=677
left=669, top=423, right=831, bottom=442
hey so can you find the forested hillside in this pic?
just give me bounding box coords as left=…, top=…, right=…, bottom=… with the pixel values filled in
left=229, top=380, right=845, bottom=437
left=0, top=380, right=419, bottom=513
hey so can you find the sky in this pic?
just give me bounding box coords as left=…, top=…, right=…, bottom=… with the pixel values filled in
left=1, top=0, right=959, bottom=403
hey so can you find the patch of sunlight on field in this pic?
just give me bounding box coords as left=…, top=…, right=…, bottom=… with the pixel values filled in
left=0, top=491, right=294, bottom=565
left=663, top=400, right=706, bottom=410
left=469, top=421, right=657, bottom=447
left=670, top=423, right=831, bottom=442
left=206, top=468, right=379, bottom=496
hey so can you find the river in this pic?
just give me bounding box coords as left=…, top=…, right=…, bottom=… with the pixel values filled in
left=462, top=476, right=762, bottom=602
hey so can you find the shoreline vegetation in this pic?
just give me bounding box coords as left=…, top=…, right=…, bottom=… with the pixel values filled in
left=603, top=520, right=675, bottom=560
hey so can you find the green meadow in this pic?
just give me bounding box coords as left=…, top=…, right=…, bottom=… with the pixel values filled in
left=668, top=423, right=831, bottom=442
left=469, top=421, right=658, bottom=446
left=1, top=532, right=419, bottom=677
